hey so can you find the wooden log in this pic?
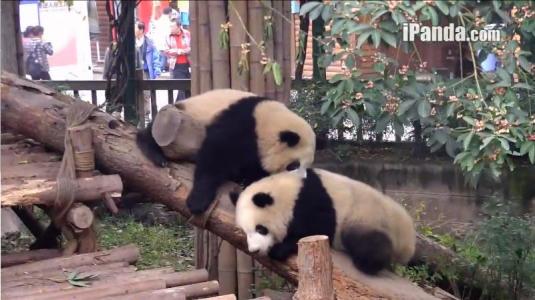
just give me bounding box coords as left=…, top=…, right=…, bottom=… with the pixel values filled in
left=1, top=161, right=60, bottom=180
left=2, top=267, right=174, bottom=298
left=0, top=73, right=439, bottom=300
left=69, top=124, right=94, bottom=178
left=1, top=132, right=25, bottom=144
left=1, top=174, right=123, bottom=206
left=1, top=249, right=61, bottom=267
left=218, top=241, right=237, bottom=295
left=201, top=295, right=237, bottom=300
left=281, top=0, right=292, bottom=104
left=20, top=278, right=166, bottom=300
left=2, top=263, right=133, bottom=288
left=109, top=280, right=220, bottom=300
left=66, top=203, right=94, bottom=229
left=1, top=244, right=139, bottom=277
left=293, top=235, right=334, bottom=300
left=108, top=289, right=186, bottom=300
left=162, top=269, right=210, bottom=287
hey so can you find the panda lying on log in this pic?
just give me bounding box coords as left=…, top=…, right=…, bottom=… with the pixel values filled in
left=231, top=168, right=416, bottom=275
left=136, top=89, right=321, bottom=215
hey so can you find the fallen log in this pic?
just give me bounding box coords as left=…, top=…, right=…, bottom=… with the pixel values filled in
left=1, top=174, right=123, bottom=206
left=1, top=244, right=139, bottom=278
left=1, top=249, right=61, bottom=267
left=109, top=280, right=220, bottom=300
left=0, top=72, right=438, bottom=300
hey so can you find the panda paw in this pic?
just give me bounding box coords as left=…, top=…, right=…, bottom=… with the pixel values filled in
left=268, top=243, right=297, bottom=261
left=186, top=195, right=212, bottom=215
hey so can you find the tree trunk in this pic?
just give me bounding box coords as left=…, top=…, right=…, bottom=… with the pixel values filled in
left=0, top=73, right=439, bottom=300
left=293, top=236, right=334, bottom=300
left=312, top=8, right=326, bottom=82
left=1, top=0, right=24, bottom=76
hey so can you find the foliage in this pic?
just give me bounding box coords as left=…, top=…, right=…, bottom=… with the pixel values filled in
left=65, top=271, right=98, bottom=287
left=289, top=81, right=333, bottom=136
left=395, top=264, right=443, bottom=286
left=97, top=216, right=194, bottom=271
left=460, top=204, right=535, bottom=300
left=301, top=0, right=535, bottom=186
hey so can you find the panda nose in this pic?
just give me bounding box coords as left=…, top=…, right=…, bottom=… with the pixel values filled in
left=286, top=161, right=300, bottom=171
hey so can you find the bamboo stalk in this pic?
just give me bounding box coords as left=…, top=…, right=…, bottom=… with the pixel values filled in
left=281, top=0, right=292, bottom=104
left=272, top=0, right=285, bottom=101
left=236, top=250, right=253, bottom=300
left=218, top=241, right=237, bottom=295
left=198, top=1, right=212, bottom=93
left=248, top=0, right=266, bottom=95
left=1, top=244, right=139, bottom=278
left=208, top=0, right=231, bottom=89
left=229, top=0, right=250, bottom=90
left=189, top=1, right=200, bottom=96
left=293, top=236, right=334, bottom=300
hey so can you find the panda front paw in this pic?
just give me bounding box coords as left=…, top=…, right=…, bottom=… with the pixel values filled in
left=186, top=191, right=214, bottom=215
left=268, top=243, right=297, bottom=261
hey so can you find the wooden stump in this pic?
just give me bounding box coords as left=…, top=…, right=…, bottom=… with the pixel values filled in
left=293, top=235, right=334, bottom=300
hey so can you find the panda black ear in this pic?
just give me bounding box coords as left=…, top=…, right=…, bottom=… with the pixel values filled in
left=279, top=130, right=300, bottom=147
left=229, top=191, right=240, bottom=206
left=252, top=193, right=274, bottom=207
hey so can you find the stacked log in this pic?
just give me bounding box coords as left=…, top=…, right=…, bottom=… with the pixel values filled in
left=0, top=245, right=224, bottom=300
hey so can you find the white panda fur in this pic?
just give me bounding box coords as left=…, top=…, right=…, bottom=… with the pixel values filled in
left=136, top=89, right=317, bottom=215
left=233, top=168, right=416, bottom=275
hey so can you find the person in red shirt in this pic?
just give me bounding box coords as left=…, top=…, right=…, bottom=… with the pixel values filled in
left=164, top=18, right=191, bottom=101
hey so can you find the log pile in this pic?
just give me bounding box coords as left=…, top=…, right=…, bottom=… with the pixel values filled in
left=0, top=244, right=235, bottom=300
left=1, top=73, right=447, bottom=299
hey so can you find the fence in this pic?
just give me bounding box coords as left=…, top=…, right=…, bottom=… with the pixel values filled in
left=41, top=78, right=191, bottom=122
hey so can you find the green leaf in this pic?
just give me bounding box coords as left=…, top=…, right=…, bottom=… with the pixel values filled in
left=332, top=111, right=345, bottom=127
left=300, top=2, right=322, bottom=17
left=393, top=119, right=404, bottom=136
left=529, top=146, right=535, bottom=164
left=373, top=62, right=385, bottom=73
left=364, top=101, right=379, bottom=116
left=464, top=131, right=474, bottom=150
left=375, top=114, right=391, bottom=132
left=435, top=1, right=449, bottom=15
left=463, top=116, right=475, bottom=125
left=434, top=129, right=449, bottom=144
left=428, top=7, right=439, bottom=26
left=372, top=30, right=381, bottom=48
left=499, top=138, right=510, bottom=151
left=496, top=68, right=511, bottom=83
left=321, top=4, right=333, bottom=21
left=345, top=55, right=355, bottom=69
left=518, top=56, right=533, bottom=73
left=417, top=101, right=431, bottom=118
left=446, top=103, right=456, bottom=117
left=263, top=62, right=272, bottom=74
left=381, top=32, right=397, bottom=47
left=320, top=99, right=331, bottom=115
left=348, top=23, right=373, bottom=34
left=397, top=99, right=417, bottom=116
left=346, top=109, right=360, bottom=126
left=512, top=83, right=533, bottom=90
left=445, top=139, right=457, bottom=157
left=371, top=9, right=389, bottom=23
left=329, top=74, right=345, bottom=83
left=309, top=4, right=324, bottom=21
left=332, top=20, right=347, bottom=34
left=272, top=62, right=282, bottom=86
left=480, top=136, right=494, bottom=150
left=356, top=31, right=372, bottom=49
left=519, top=141, right=532, bottom=155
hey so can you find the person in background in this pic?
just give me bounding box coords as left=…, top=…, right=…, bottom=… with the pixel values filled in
left=135, top=20, right=161, bottom=125
left=25, top=26, right=53, bottom=80
left=150, top=6, right=176, bottom=73
left=164, top=18, right=191, bottom=101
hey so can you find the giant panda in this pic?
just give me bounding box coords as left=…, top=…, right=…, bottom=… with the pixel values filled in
left=231, top=168, right=416, bottom=275
left=136, top=89, right=318, bottom=215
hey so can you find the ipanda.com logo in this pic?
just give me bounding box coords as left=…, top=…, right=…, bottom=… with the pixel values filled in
left=402, top=23, right=502, bottom=42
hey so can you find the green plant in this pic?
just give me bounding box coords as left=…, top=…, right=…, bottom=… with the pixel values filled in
left=460, top=205, right=535, bottom=300
left=395, top=264, right=444, bottom=286
left=301, top=0, right=535, bottom=186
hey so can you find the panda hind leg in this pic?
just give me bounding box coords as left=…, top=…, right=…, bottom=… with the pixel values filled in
left=341, top=226, right=393, bottom=275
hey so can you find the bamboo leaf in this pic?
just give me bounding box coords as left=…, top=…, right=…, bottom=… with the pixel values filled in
left=300, top=2, right=322, bottom=17
left=272, top=62, right=282, bottom=86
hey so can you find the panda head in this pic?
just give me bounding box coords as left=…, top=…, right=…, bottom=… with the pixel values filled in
left=232, top=171, right=303, bottom=255
left=254, top=102, right=317, bottom=176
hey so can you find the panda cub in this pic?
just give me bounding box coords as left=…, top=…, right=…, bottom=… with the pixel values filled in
left=232, top=168, right=416, bottom=275
left=137, top=89, right=317, bottom=215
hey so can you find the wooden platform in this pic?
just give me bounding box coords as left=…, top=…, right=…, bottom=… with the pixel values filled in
left=0, top=244, right=253, bottom=300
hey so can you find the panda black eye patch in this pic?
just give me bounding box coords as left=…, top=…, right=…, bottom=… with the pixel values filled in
left=279, top=130, right=300, bottom=147
left=286, top=161, right=300, bottom=171
left=252, top=192, right=274, bottom=207
left=256, top=225, right=269, bottom=235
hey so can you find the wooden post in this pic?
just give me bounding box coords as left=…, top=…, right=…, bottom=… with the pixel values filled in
left=272, top=0, right=285, bottom=102
left=263, top=1, right=276, bottom=100
left=198, top=1, right=212, bottom=93
left=293, top=236, right=334, bottom=300
left=135, top=69, right=146, bottom=128
left=229, top=0, right=250, bottom=91
left=66, top=203, right=94, bottom=230
left=1, top=0, right=24, bottom=76
left=218, top=241, right=237, bottom=295
left=189, top=1, right=200, bottom=96
left=248, top=0, right=266, bottom=95
left=236, top=250, right=253, bottom=300
left=282, top=0, right=292, bottom=104
left=123, top=0, right=138, bottom=125
left=69, top=125, right=94, bottom=178
left=208, top=0, right=231, bottom=89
